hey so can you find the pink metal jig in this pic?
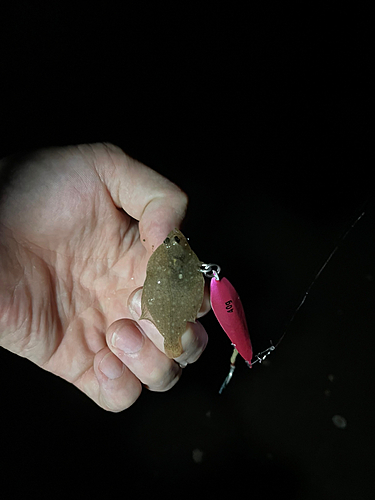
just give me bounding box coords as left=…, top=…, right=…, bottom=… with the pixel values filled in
left=200, top=263, right=257, bottom=392
left=210, top=275, right=253, bottom=364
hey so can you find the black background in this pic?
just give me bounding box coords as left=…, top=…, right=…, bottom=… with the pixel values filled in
left=1, top=4, right=374, bottom=499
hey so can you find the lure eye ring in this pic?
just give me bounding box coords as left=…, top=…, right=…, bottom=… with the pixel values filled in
left=200, top=262, right=221, bottom=279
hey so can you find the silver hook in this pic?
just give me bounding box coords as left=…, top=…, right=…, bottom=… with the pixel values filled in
left=250, top=345, right=275, bottom=366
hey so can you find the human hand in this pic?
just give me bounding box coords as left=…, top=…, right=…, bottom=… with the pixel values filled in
left=0, top=143, right=210, bottom=411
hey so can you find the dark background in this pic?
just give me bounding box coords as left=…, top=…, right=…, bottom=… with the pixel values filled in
left=1, top=4, right=374, bottom=499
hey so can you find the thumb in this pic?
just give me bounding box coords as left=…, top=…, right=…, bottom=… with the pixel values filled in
left=94, top=143, right=188, bottom=251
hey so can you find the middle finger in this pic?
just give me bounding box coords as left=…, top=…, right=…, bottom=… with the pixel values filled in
left=106, top=318, right=182, bottom=391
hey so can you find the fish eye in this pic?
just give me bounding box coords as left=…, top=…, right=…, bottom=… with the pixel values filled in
left=174, top=236, right=181, bottom=244
left=163, top=237, right=170, bottom=244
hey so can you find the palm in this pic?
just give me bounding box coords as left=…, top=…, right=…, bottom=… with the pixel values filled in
left=2, top=144, right=147, bottom=369
left=0, top=143, right=207, bottom=411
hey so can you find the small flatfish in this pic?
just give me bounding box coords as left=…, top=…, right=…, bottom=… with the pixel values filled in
left=140, top=229, right=204, bottom=358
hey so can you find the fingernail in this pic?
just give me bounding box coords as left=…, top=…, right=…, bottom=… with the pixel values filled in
left=111, top=324, right=144, bottom=354
left=99, top=353, right=124, bottom=380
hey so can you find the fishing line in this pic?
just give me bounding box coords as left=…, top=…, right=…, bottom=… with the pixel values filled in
left=214, top=203, right=367, bottom=393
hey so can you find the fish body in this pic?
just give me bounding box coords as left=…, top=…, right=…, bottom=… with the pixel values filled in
left=140, top=229, right=204, bottom=358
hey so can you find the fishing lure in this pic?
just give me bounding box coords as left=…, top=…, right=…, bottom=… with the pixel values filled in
left=201, top=208, right=366, bottom=393
left=200, top=263, right=271, bottom=393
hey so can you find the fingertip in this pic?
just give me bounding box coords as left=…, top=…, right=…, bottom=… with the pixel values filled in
left=127, top=287, right=143, bottom=321
left=176, top=320, right=208, bottom=366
